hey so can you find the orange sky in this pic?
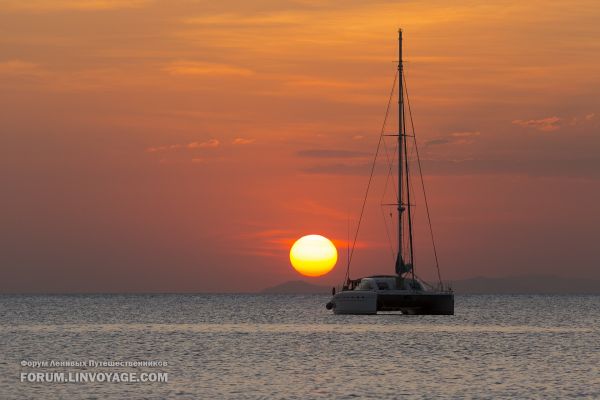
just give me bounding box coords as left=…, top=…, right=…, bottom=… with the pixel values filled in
left=1, top=0, right=599, bottom=292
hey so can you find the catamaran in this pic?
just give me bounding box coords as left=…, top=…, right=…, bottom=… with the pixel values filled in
left=326, top=30, right=454, bottom=315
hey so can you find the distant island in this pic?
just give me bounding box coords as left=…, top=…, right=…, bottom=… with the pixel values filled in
left=261, top=275, right=600, bottom=294
left=450, top=275, right=600, bottom=294
left=260, top=280, right=331, bottom=294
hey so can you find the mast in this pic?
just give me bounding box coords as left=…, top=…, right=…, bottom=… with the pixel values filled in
left=397, top=29, right=404, bottom=275
left=398, top=28, right=415, bottom=279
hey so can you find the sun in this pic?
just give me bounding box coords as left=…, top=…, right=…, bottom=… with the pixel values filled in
left=289, top=234, right=338, bottom=277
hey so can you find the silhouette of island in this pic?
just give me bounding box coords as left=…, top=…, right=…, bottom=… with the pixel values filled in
left=450, top=275, right=600, bottom=294
left=261, top=275, right=600, bottom=294
left=260, top=280, right=330, bottom=294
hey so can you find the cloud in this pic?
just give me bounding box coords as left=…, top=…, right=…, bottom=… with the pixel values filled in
left=302, top=156, right=600, bottom=180
left=1, top=0, right=148, bottom=12
left=163, top=61, right=253, bottom=77
left=0, top=60, right=45, bottom=76
left=296, top=149, right=370, bottom=158
left=512, top=117, right=561, bottom=132
left=425, top=131, right=480, bottom=147
left=283, top=76, right=367, bottom=89
left=301, top=162, right=372, bottom=175
left=237, top=229, right=297, bottom=258
left=187, top=139, right=219, bottom=149
left=287, top=199, right=349, bottom=221
left=156, top=156, right=213, bottom=165
left=232, top=138, right=255, bottom=145
left=146, top=139, right=219, bottom=153
left=183, top=12, right=305, bottom=27
left=425, top=138, right=453, bottom=146
left=451, top=131, right=480, bottom=137
left=421, top=157, right=600, bottom=179
left=569, top=113, right=596, bottom=126
left=146, top=144, right=183, bottom=152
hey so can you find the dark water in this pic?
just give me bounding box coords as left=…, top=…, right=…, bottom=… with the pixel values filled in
left=1, top=294, right=599, bottom=399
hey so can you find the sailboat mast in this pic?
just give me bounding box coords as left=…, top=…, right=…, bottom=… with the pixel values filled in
left=397, top=29, right=404, bottom=273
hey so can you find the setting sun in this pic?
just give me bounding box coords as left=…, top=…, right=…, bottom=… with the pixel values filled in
left=289, top=235, right=338, bottom=277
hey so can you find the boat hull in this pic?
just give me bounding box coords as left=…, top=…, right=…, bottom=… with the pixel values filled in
left=329, top=291, right=454, bottom=315
left=330, top=291, right=378, bottom=315
left=377, top=292, right=454, bottom=315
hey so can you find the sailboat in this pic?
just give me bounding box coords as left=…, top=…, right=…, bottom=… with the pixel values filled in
left=326, top=30, right=454, bottom=315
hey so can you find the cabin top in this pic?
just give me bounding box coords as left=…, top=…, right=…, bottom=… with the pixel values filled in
left=356, top=276, right=425, bottom=291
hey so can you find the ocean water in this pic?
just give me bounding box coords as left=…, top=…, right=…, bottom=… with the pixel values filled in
left=1, top=294, right=599, bottom=399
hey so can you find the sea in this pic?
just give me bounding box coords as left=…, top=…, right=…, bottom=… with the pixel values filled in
left=1, top=294, right=599, bottom=399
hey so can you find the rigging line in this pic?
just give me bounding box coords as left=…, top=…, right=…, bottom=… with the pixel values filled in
left=406, top=154, right=417, bottom=267
left=406, top=137, right=417, bottom=242
left=381, top=131, right=399, bottom=200
left=380, top=141, right=395, bottom=205
left=382, top=141, right=399, bottom=205
left=380, top=205, right=396, bottom=262
left=403, top=72, right=443, bottom=286
left=380, top=141, right=398, bottom=260
left=344, top=70, right=398, bottom=284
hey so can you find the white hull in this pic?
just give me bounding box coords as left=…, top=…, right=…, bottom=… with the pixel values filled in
left=330, top=291, right=378, bottom=315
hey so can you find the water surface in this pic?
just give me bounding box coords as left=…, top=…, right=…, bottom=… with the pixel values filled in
left=1, top=294, right=599, bottom=399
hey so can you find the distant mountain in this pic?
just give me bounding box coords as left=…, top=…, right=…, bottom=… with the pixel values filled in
left=261, top=280, right=331, bottom=294
left=261, top=275, right=600, bottom=294
left=450, top=275, right=600, bottom=294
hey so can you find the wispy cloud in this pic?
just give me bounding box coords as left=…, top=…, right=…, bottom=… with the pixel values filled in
left=451, top=131, right=480, bottom=138
left=1, top=0, right=149, bottom=12
left=512, top=116, right=561, bottom=132
left=570, top=113, right=596, bottom=126
left=425, top=138, right=453, bottom=146
left=286, top=199, right=349, bottom=221
left=232, top=138, right=255, bottom=145
left=146, top=139, right=219, bottom=153
left=301, top=162, right=372, bottom=175
left=183, top=12, right=305, bottom=27
left=426, top=131, right=480, bottom=146
left=237, top=229, right=297, bottom=258
left=283, top=76, right=368, bottom=90
left=146, top=144, right=181, bottom=153
left=296, top=149, right=370, bottom=158
left=298, top=148, right=374, bottom=176
left=188, top=139, right=220, bottom=149
left=0, top=60, right=45, bottom=76
left=421, top=157, right=600, bottom=179
left=158, top=157, right=210, bottom=165
left=163, top=61, right=253, bottom=77
left=304, top=156, right=600, bottom=180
